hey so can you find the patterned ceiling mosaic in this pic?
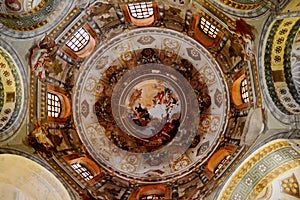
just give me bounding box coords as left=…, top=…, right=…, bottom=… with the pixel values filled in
left=218, top=139, right=300, bottom=200
left=206, top=0, right=267, bottom=18
left=264, top=17, right=300, bottom=118
left=73, top=27, right=229, bottom=183
left=0, top=0, right=74, bottom=38
left=0, top=47, right=23, bottom=142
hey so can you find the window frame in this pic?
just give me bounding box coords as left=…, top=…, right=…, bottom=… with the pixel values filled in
left=128, top=2, right=154, bottom=19
left=47, top=92, right=61, bottom=118
left=240, top=78, right=249, bottom=103
left=65, top=27, right=90, bottom=52
left=199, top=17, right=219, bottom=39
left=71, top=163, right=94, bottom=181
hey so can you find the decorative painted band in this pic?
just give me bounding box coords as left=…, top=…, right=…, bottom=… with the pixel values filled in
left=264, top=19, right=291, bottom=115
left=0, top=0, right=59, bottom=31
left=283, top=19, right=300, bottom=105
left=0, top=48, right=22, bottom=134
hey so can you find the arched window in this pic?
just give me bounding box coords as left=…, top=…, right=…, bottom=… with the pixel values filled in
left=47, top=92, right=61, bottom=118
left=128, top=2, right=154, bottom=19
left=241, top=78, right=249, bottom=103
left=199, top=17, right=219, bottom=39
left=66, top=27, right=90, bottom=52
left=71, top=163, right=94, bottom=181
left=140, top=194, right=165, bottom=200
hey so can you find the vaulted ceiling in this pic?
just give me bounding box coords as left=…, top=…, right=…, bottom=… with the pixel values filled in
left=0, top=0, right=300, bottom=200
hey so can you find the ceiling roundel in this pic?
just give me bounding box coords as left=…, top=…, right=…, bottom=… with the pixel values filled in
left=0, top=0, right=75, bottom=38
left=0, top=42, right=27, bottom=143
left=73, top=27, right=229, bottom=182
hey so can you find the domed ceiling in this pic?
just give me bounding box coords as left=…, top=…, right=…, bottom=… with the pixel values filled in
left=74, top=27, right=229, bottom=182
left=1, top=0, right=300, bottom=199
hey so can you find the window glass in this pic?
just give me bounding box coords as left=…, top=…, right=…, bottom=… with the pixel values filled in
left=47, top=92, right=61, bottom=118
left=199, top=17, right=219, bottom=39
left=66, top=27, right=90, bottom=52
left=241, top=78, right=249, bottom=103
left=71, top=163, right=94, bottom=181
left=128, top=2, right=154, bottom=19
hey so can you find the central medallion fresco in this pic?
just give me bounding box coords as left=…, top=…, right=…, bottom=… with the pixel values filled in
left=73, top=28, right=229, bottom=182
left=109, top=64, right=199, bottom=152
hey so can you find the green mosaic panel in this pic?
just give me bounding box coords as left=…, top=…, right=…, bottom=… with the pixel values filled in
left=0, top=0, right=59, bottom=30
left=229, top=146, right=300, bottom=200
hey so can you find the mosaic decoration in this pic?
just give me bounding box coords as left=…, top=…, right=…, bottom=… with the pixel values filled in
left=73, top=28, right=229, bottom=183
left=264, top=18, right=300, bottom=116
left=0, top=0, right=59, bottom=30
left=218, top=139, right=300, bottom=200
left=205, top=0, right=268, bottom=18
left=0, top=47, right=23, bottom=142
left=0, top=0, right=74, bottom=38
left=280, top=173, right=300, bottom=198
left=292, top=31, right=300, bottom=95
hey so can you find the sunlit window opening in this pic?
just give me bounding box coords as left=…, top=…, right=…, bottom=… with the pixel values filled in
left=241, top=78, right=249, bottom=103
left=128, top=2, right=154, bottom=19
left=47, top=93, right=61, bottom=118
left=140, top=194, right=165, bottom=200
left=66, top=27, right=90, bottom=52
left=199, top=17, right=219, bottom=38
left=71, top=163, right=94, bottom=181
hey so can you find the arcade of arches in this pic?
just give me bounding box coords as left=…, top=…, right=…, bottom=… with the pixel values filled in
left=0, top=0, right=300, bottom=199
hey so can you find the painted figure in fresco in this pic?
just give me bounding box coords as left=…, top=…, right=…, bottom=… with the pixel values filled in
left=132, top=103, right=151, bottom=127
left=28, top=120, right=55, bottom=156
left=5, top=0, right=21, bottom=12
left=229, top=18, right=256, bottom=61
left=28, top=34, right=60, bottom=81
left=28, top=119, right=64, bottom=156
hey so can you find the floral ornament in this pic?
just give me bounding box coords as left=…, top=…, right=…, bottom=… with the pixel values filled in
left=121, top=163, right=136, bottom=172
left=16, top=21, right=24, bottom=26
left=274, top=154, right=283, bottom=161
left=33, top=16, right=40, bottom=22
left=163, top=38, right=179, bottom=49
left=121, top=51, right=133, bottom=61
left=210, top=117, right=219, bottom=132
left=115, top=43, right=130, bottom=54
left=3, top=70, right=9, bottom=77
left=137, top=35, right=155, bottom=45
left=86, top=126, right=96, bottom=135
left=234, top=193, right=242, bottom=200
left=187, top=48, right=201, bottom=60
left=201, top=116, right=211, bottom=130
left=85, top=78, right=96, bottom=92
left=6, top=79, right=12, bottom=85
left=289, top=149, right=298, bottom=156
left=45, top=5, right=53, bottom=12
left=127, top=155, right=138, bottom=165
left=258, top=164, right=267, bottom=173
left=245, top=177, right=253, bottom=186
